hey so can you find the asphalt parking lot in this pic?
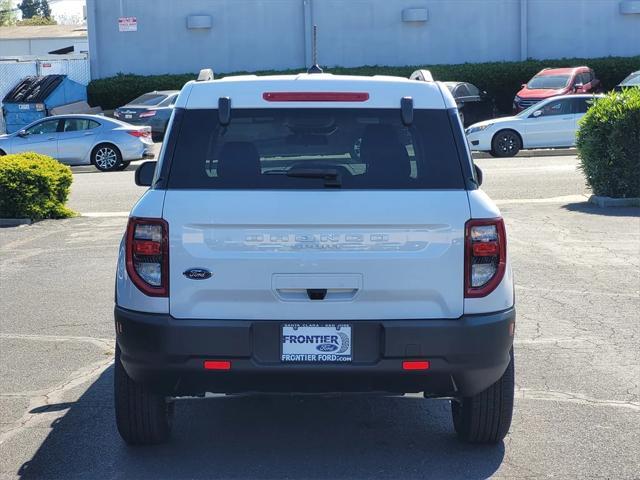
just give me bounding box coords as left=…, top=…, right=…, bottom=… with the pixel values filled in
left=1, top=152, right=639, bottom=479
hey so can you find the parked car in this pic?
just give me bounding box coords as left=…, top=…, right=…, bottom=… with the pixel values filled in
left=513, top=66, right=600, bottom=112
left=466, top=94, right=604, bottom=157
left=615, top=71, right=640, bottom=91
left=114, top=69, right=515, bottom=445
left=114, top=90, right=179, bottom=141
left=0, top=114, right=154, bottom=171
left=443, top=81, right=496, bottom=127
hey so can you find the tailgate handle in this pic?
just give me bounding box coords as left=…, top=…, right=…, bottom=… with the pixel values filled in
left=307, top=289, right=327, bottom=300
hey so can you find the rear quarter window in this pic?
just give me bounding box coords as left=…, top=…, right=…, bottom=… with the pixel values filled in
left=166, top=108, right=466, bottom=190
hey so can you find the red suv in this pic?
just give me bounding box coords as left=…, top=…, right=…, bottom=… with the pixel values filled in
left=513, top=66, right=600, bottom=112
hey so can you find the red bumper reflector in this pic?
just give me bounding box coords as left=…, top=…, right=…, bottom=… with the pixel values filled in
left=262, top=92, right=369, bottom=102
left=203, top=360, right=231, bottom=370
left=472, top=241, right=499, bottom=256
left=402, top=360, right=430, bottom=371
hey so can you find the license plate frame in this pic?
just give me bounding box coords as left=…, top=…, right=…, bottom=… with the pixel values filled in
left=281, top=323, right=352, bottom=363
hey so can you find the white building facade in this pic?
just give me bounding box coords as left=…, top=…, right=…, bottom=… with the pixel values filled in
left=82, top=0, right=640, bottom=78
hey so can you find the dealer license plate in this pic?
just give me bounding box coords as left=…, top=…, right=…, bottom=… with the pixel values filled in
left=281, top=324, right=352, bottom=362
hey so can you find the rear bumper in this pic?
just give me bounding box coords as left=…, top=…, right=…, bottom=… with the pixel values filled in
left=115, top=306, right=515, bottom=397
left=121, top=140, right=154, bottom=161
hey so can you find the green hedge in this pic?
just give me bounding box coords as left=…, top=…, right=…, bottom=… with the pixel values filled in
left=576, top=88, right=640, bottom=199
left=0, top=153, right=75, bottom=220
left=88, top=56, right=640, bottom=112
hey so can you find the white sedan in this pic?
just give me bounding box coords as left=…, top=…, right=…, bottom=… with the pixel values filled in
left=0, top=114, right=154, bottom=171
left=465, top=94, right=603, bottom=157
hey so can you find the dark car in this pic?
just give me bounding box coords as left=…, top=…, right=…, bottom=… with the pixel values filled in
left=114, top=90, right=179, bottom=141
left=615, top=71, right=640, bottom=91
left=443, top=82, right=496, bottom=127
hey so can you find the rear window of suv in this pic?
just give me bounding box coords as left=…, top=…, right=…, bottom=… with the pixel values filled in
left=166, top=108, right=465, bottom=189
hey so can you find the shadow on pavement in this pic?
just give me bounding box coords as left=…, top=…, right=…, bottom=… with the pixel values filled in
left=562, top=202, right=640, bottom=217
left=18, top=367, right=504, bottom=479
left=70, top=164, right=140, bottom=175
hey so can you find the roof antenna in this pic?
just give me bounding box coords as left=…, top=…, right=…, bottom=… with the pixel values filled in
left=307, top=25, right=323, bottom=74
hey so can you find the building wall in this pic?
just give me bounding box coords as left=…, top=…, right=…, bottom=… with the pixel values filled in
left=0, top=37, right=88, bottom=56
left=86, top=0, right=640, bottom=79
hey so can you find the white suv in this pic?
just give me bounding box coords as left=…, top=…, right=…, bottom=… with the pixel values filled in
left=114, top=70, right=516, bottom=445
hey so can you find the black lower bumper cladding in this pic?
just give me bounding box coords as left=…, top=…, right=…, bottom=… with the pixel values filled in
left=115, top=306, right=515, bottom=397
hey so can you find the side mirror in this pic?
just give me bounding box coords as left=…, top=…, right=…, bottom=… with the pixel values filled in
left=574, top=82, right=583, bottom=92
left=135, top=161, right=156, bottom=187
left=474, top=164, right=483, bottom=186
left=521, top=84, right=527, bottom=89
left=532, top=110, right=542, bottom=118
left=17, top=129, right=28, bottom=137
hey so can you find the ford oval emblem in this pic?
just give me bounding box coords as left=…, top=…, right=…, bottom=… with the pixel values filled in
left=183, top=268, right=212, bottom=280
left=316, top=343, right=339, bottom=352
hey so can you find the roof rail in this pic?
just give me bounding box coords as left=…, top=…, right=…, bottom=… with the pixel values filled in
left=197, top=68, right=214, bottom=82
left=409, top=69, right=434, bottom=82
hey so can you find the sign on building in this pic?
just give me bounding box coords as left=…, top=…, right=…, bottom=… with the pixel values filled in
left=118, top=17, right=138, bottom=32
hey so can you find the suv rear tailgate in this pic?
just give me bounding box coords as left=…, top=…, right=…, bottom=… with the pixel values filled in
left=164, top=190, right=469, bottom=320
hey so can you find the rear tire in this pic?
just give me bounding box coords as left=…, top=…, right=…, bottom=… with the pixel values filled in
left=114, top=345, right=172, bottom=445
left=451, top=349, right=514, bottom=444
left=491, top=130, right=521, bottom=157
left=92, top=144, right=122, bottom=172
left=115, top=161, right=131, bottom=171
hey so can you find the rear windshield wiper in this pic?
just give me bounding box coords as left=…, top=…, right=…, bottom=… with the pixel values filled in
left=286, top=168, right=342, bottom=188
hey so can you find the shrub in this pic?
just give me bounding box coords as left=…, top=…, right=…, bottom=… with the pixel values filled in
left=16, top=16, right=56, bottom=26
left=0, top=152, right=75, bottom=220
left=88, top=56, right=640, bottom=112
left=576, top=88, right=640, bottom=198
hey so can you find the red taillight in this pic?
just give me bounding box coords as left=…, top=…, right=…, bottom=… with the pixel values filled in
left=128, top=130, right=151, bottom=138
left=262, top=92, right=369, bottom=102
left=133, top=240, right=162, bottom=255
left=204, top=360, right=231, bottom=370
left=139, top=110, right=157, bottom=118
left=472, top=241, right=499, bottom=256
left=465, top=218, right=507, bottom=298
left=125, top=218, right=168, bottom=297
left=403, top=360, right=430, bottom=371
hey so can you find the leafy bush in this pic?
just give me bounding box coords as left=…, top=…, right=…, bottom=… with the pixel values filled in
left=0, top=152, right=75, bottom=220
left=88, top=56, right=640, bottom=112
left=576, top=88, right=640, bottom=198
left=16, top=16, right=56, bottom=26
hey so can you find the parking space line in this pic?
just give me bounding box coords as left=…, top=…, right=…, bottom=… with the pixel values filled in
left=0, top=333, right=114, bottom=350
left=494, top=194, right=588, bottom=205
left=514, top=337, right=595, bottom=345
left=515, top=388, right=640, bottom=411
left=81, top=212, right=130, bottom=217
left=515, top=285, right=639, bottom=298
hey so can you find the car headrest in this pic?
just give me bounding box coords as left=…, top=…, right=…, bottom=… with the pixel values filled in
left=216, top=142, right=261, bottom=180
left=360, top=124, right=411, bottom=180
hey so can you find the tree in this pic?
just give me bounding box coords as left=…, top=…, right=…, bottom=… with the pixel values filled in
left=18, top=0, right=51, bottom=19
left=38, top=0, right=50, bottom=18
left=0, top=0, right=18, bottom=26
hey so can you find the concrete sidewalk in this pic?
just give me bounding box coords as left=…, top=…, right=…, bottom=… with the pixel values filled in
left=473, top=148, right=577, bottom=159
